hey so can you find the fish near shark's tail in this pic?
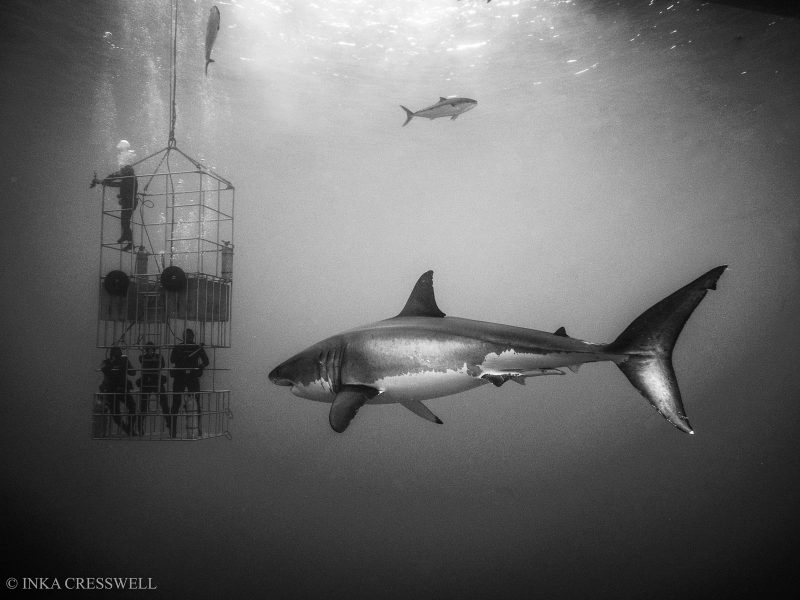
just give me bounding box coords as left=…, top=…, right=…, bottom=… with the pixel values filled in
left=605, top=265, right=727, bottom=434
left=400, top=106, right=414, bottom=127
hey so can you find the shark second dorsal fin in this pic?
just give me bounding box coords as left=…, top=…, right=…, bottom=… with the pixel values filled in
left=396, top=270, right=446, bottom=318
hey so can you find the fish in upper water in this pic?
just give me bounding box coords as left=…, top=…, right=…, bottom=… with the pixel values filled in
left=205, top=5, right=220, bottom=76
left=400, top=97, right=478, bottom=126
left=269, top=266, right=727, bottom=434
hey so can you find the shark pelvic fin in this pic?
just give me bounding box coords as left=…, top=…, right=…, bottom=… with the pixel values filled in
left=329, top=385, right=380, bottom=433
left=401, top=400, right=443, bottom=425
left=395, top=270, right=446, bottom=318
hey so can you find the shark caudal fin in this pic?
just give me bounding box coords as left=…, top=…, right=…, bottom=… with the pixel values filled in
left=606, top=266, right=727, bottom=434
left=400, top=106, right=415, bottom=127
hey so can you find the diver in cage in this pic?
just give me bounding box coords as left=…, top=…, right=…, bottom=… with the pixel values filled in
left=169, top=329, right=210, bottom=438
left=137, top=342, right=170, bottom=436
left=99, top=346, right=138, bottom=436
left=91, top=164, right=138, bottom=251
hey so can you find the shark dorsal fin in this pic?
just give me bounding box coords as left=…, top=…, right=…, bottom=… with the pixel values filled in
left=439, top=96, right=448, bottom=101
left=554, top=327, right=568, bottom=337
left=396, top=270, right=446, bottom=318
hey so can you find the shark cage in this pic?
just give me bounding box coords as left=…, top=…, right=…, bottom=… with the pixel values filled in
left=92, top=145, right=234, bottom=441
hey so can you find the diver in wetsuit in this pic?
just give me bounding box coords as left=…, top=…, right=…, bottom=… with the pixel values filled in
left=92, top=164, right=138, bottom=251
left=169, top=329, right=210, bottom=438
left=100, top=346, right=137, bottom=435
left=137, top=342, right=170, bottom=436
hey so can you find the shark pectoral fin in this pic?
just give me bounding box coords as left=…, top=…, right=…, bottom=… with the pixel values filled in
left=329, top=385, right=380, bottom=433
left=401, top=401, right=443, bottom=425
left=450, top=114, right=459, bottom=120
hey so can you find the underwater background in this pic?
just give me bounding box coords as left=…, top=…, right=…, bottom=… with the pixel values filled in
left=1, top=0, right=798, bottom=597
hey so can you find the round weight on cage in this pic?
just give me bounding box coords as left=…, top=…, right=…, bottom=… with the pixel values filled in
left=103, top=270, right=130, bottom=296
left=160, top=265, right=187, bottom=291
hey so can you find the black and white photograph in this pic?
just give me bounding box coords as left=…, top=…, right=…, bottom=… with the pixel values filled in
left=2, top=1, right=798, bottom=598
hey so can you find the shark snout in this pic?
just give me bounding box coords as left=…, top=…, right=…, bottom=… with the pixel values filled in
left=268, top=365, right=294, bottom=386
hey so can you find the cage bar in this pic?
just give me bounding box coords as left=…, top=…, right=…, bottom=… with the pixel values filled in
left=92, top=146, right=234, bottom=441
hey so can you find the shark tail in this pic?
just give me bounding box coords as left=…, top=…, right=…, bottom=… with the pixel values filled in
left=400, top=106, right=414, bottom=127
left=606, top=265, right=727, bottom=434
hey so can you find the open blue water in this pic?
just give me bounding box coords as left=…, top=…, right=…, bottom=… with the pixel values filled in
left=1, top=1, right=798, bottom=598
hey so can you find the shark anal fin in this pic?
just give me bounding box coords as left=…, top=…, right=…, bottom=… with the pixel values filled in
left=329, top=385, right=380, bottom=433
left=396, top=270, right=446, bottom=318
left=401, top=400, right=443, bottom=425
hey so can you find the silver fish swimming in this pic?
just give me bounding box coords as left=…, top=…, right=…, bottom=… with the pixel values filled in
left=269, top=267, right=726, bottom=434
left=400, top=97, right=477, bottom=126
left=205, top=5, right=220, bottom=76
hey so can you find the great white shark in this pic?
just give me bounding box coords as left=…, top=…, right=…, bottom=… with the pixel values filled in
left=400, top=97, right=477, bottom=126
left=269, top=267, right=726, bottom=434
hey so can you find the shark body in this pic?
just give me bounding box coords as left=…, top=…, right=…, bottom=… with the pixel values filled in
left=400, top=97, right=477, bottom=126
left=269, top=268, right=726, bottom=434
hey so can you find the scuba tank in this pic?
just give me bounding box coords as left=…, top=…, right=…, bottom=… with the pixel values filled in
left=221, top=241, right=233, bottom=280
left=135, top=246, right=149, bottom=276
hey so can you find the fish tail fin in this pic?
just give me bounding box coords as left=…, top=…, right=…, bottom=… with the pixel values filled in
left=606, top=266, right=727, bottom=434
left=400, top=106, right=414, bottom=127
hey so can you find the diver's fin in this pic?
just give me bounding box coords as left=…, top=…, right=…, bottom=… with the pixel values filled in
left=395, top=270, right=446, bottom=318
left=329, top=385, right=380, bottom=433
left=401, top=400, right=443, bottom=425
left=606, top=265, right=727, bottom=434
left=400, top=105, right=415, bottom=127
